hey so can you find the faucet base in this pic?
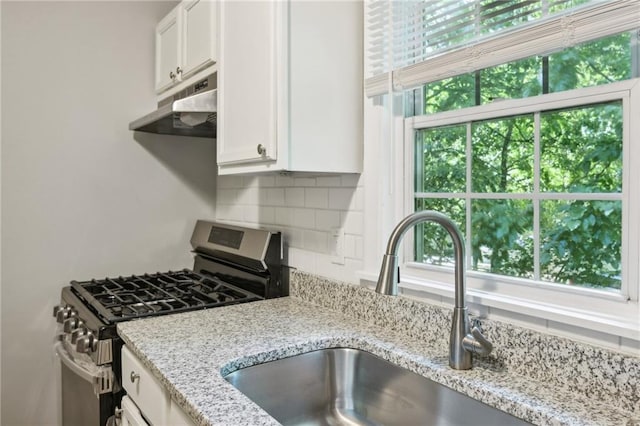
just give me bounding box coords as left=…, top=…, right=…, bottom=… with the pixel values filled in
left=450, top=307, right=472, bottom=370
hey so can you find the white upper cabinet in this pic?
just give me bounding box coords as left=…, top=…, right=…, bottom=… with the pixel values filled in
left=155, top=1, right=217, bottom=94
left=217, top=0, right=363, bottom=175
left=217, top=1, right=276, bottom=166
left=155, top=7, right=181, bottom=93
left=180, top=0, right=217, bottom=79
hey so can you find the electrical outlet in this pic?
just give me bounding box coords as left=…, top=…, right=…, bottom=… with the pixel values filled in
left=330, top=227, right=345, bottom=265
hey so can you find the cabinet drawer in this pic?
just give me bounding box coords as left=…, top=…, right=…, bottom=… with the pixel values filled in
left=120, top=395, right=149, bottom=426
left=121, top=346, right=171, bottom=426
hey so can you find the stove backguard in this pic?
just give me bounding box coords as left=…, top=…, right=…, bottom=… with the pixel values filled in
left=193, top=253, right=288, bottom=299
left=190, top=220, right=288, bottom=299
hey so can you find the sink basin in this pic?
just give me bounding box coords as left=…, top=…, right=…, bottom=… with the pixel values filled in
left=224, top=348, right=531, bottom=426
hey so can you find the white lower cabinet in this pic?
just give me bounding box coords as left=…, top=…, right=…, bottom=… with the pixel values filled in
left=121, top=346, right=193, bottom=426
left=120, top=396, right=149, bottom=426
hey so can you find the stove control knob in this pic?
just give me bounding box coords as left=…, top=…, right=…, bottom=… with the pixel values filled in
left=53, top=305, right=65, bottom=317
left=71, top=327, right=87, bottom=345
left=56, top=307, right=77, bottom=324
left=63, top=317, right=83, bottom=333
left=54, top=305, right=70, bottom=321
left=76, top=332, right=95, bottom=354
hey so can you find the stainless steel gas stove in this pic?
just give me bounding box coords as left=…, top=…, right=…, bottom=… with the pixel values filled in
left=53, top=220, right=287, bottom=426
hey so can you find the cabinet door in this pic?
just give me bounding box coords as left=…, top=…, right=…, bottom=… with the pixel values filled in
left=155, top=7, right=181, bottom=93
left=181, top=0, right=216, bottom=79
left=122, top=346, right=170, bottom=426
left=120, top=396, right=149, bottom=426
left=218, top=0, right=278, bottom=165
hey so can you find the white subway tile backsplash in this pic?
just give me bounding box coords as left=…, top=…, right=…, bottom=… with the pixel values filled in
left=242, top=205, right=260, bottom=223
left=258, top=175, right=276, bottom=187
left=315, top=210, right=341, bottom=231
left=266, top=188, right=285, bottom=206
left=344, top=234, right=356, bottom=259
left=341, top=174, right=360, bottom=187
left=218, top=176, right=240, bottom=189
left=316, top=176, right=342, bottom=187
left=282, top=227, right=304, bottom=249
left=217, top=173, right=365, bottom=286
left=285, top=187, right=305, bottom=207
left=287, top=247, right=316, bottom=271
left=303, top=230, right=329, bottom=253
left=328, top=187, right=355, bottom=210
left=217, top=189, right=238, bottom=205
left=344, top=235, right=363, bottom=259
left=237, top=187, right=260, bottom=205
left=314, top=253, right=364, bottom=283
left=258, top=207, right=275, bottom=225
left=292, top=208, right=316, bottom=229
left=350, top=187, right=364, bottom=211
left=274, top=207, right=293, bottom=226
left=217, top=204, right=245, bottom=222
left=342, top=211, right=363, bottom=235
left=305, top=188, right=329, bottom=209
left=242, top=176, right=260, bottom=188
left=344, top=258, right=364, bottom=276
left=294, top=177, right=316, bottom=187
left=275, top=174, right=295, bottom=187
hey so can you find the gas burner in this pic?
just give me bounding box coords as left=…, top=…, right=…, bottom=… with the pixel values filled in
left=70, top=269, right=261, bottom=323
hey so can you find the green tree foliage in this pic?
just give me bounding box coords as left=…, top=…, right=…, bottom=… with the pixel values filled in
left=416, top=32, right=630, bottom=289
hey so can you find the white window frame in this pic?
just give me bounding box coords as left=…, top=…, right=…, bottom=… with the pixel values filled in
left=389, top=79, right=640, bottom=340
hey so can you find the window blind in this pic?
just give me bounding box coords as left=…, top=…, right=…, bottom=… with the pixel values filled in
left=366, top=0, right=640, bottom=97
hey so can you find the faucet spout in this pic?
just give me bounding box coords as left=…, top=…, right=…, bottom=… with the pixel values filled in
left=375, top=210, right=492, bottom=370
left=376, top=211, right=465, bottom=303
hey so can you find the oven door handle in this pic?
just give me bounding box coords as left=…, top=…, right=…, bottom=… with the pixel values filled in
left=54, top=341, right=95, bottom=383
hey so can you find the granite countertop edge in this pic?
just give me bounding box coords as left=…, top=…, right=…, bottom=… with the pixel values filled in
left=117, top=295, right=634, bottom=426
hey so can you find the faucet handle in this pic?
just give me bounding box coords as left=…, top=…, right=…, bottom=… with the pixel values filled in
left=462, top=322, right=493, bottom=356
left=470, top=327, right=493, bottom=353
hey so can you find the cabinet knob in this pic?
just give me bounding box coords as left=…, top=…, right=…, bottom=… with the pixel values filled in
left=169, top=71, right=176, bottom=80
left=130, top=371, right=140, bottom=383
left=257, top=144, right=267, bottom=156
left=176, top=66, right=182, bottom=75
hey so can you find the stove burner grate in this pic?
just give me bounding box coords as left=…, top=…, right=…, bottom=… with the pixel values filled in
left=71, top=269, right=261, bottom=323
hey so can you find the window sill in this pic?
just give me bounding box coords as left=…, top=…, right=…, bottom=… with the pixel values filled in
left=357, top=270, right=640, bottom=343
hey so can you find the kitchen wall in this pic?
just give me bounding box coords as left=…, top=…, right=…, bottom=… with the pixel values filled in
left=216, top=174, right=365, bottom=284
left=1, top=2, right=217, bottom=425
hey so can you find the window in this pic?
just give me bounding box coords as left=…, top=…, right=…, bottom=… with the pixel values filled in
left=363, top=0, right=640, bottom=338
left=413, top=89, right=625, bottom=290
left=412, top=33, right=633, bottom=293
left=402, top=76, right=639, bottom=334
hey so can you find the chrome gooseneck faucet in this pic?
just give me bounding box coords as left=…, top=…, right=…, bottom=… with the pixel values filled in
left=375, top=210, right=493, bottom=370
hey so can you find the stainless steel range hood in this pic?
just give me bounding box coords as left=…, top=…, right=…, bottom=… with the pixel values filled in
left=129, top=74, right=216, bottom=138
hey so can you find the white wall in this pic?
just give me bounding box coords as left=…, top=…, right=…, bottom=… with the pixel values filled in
left=1, top=2, right=217, bottom=424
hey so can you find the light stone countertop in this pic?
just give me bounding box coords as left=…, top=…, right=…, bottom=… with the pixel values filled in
left=116, top=271, right=639, bottom=426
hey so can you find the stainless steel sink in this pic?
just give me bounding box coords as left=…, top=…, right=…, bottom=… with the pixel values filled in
left=224, top=348, right=531, bottom=426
